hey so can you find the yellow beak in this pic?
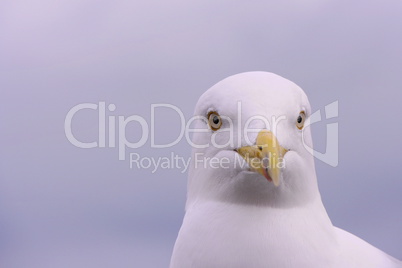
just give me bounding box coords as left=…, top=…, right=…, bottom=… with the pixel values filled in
left=236, top=130, right=287, bottom=186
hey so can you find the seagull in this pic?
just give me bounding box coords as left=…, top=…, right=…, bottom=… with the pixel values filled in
left=170, top=72, right=401, bottom=268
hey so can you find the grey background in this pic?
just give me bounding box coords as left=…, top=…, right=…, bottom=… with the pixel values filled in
left=1, top=1, right=401, bottom=267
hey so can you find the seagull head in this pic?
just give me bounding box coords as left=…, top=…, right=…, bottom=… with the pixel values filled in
left=186, top=72, right=319, bottom=208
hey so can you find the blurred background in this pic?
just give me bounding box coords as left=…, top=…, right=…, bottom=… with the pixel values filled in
left=1, top=0, right=401, bottom=267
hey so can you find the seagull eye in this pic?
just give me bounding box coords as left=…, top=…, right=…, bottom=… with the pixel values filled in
left=207, top=111, right=222, bottom=131
left=296, top=111, right=306, bottom=130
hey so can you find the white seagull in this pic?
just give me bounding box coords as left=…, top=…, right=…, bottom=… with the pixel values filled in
left=170, top=72, right=401, bottom=268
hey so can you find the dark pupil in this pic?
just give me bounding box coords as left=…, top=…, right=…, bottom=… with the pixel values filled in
left=297, top=116, right=302, bottom=124
left=213, top=116, right=220, bottom=125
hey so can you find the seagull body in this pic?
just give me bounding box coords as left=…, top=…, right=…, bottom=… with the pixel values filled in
left=170, top=72, right=401, bottom=268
